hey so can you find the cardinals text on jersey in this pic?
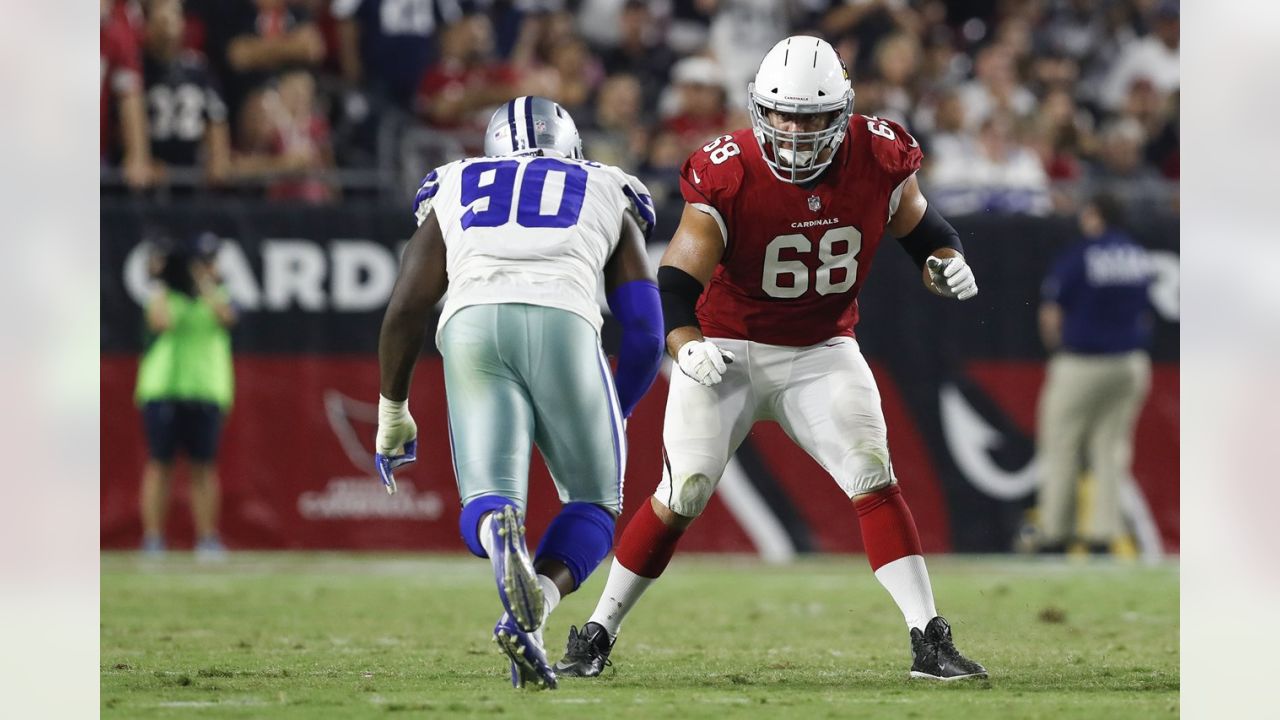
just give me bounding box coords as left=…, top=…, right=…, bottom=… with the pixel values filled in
left=679, top=116, right=923, bottom=346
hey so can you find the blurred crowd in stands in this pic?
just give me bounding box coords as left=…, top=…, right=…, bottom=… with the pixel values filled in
left=101, top=0, right=1179, bottom=216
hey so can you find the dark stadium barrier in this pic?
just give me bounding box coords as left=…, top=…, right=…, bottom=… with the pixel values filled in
left=101, top=198, right=1178, bottom=555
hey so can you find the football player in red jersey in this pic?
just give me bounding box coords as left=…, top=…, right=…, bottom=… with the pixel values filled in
left=556, top=36, right=987, bottom=681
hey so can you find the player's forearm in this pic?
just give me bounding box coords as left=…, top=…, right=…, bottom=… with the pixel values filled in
left=379, top=216, right=448, bottom=400
left=607, top=280, right=665, bottom=417
left=377, top=303, right=429, bottom=402
left=658, top=265, right=707, bottom=358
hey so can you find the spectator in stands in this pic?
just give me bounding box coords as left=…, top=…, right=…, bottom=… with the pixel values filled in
left=708, top=0, right=791, bottom=110
left=1037, top=0, right=1107, bottom=64
left=416, top=12, right=527, bottom=144
left=992, top=11, right=1035, bottom=63
left=1099, top=1, right=1179, bottom=112
left=102, top=0, right=155, bottom=190
left=955, top=43, right=1036, bottom=130
left=852, top=75, right=888, bottom=117
left=908, top=29, right=966, bottom=134
left=666, top=0, right=717, bottom=56
left=1088, top=116, right=1168, bottom=213
left=641, top=129, right=688, bottom=201
left=136, top=232, right=237, bottom=559
left=1122, top=78, right=1171, bottom=151
left=104, top=0, right=1177, bottom=211
left=332, top=0, right=461, bottom=112
left=581, top=73, right=649, bottom=170
left=661, top=56, right=732, bottom=161
left=503, top=9, right=602, bottom=116
left=917, top=25, right=965, bottom=92
left=600, top=1, right=677, bottom=112
left=200, top=0, right=325, bottom=142
left=1034, top=193, right=1153, bottom=555
left=1145, top=89, right=1179, bottom=180
left=927, top=112, right=1052, bottom=216
left=822, top=0, right=923, bottom=74
left=141, top=0, right=233, bottom=188
left=922, top=89, right=967, bottom=160
left=259, top=69, right=338, bottom=203
left=544, top=36, right=602, bottom=117
left=872, top=31, right=921, bottom=125
left=1028, top=51, right=1081, bottom=97
left=1030, top=87, right=1091, bottom=183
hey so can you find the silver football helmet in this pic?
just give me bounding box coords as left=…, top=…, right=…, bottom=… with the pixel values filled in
left=483, top=96, right=584, bottom=160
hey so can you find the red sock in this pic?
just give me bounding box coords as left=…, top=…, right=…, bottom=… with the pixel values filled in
left=613, top=499, right=685, bottom=579
left=854, top=485, right=923, bottom=571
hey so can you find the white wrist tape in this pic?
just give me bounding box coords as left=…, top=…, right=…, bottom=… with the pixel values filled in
left=379, top=395, right=409, bottom=424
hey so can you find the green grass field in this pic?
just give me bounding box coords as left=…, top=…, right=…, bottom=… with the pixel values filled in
left=101, top=553, right=1178, bottom=718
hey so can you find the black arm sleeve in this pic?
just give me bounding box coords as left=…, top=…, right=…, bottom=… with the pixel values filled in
left=896, top=204, right=964, bottom=269
left=658, top=265, right=704, bottom=337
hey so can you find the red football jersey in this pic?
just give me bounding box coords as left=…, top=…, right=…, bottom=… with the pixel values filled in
left=679, top=117, right=923, bottom=346
left=100, top=11, right=143, bottom=158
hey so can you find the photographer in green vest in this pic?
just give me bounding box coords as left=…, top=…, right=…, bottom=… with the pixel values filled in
left=135, top=232, right=236, bottom=558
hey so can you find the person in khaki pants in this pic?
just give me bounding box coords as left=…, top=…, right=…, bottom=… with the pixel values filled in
left=1035, top=194, right=1154, bottom=554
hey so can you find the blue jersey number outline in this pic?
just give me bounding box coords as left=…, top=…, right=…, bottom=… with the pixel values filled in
left=459, top=158, right=588, bottom=230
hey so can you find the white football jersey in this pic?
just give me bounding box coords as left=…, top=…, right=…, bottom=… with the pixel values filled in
left=413, top=153, right=655, bottom=345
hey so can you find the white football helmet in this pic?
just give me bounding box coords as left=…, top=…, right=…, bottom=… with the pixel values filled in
left=748, top=36, right=855, bottom=184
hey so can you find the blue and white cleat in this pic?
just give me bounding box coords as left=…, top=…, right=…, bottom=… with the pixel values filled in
left=493, top=613, right=557, bottom=690
left=489, top=505, right=544, bottom=633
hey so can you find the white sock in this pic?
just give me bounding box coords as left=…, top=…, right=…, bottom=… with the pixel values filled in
left=873, top=555, right=938, bottom=631
left=537, top=574, right=562, bottom=625
left=587, top=558, right=654, bottom=639
left=478, top=512, right=498, bottom=558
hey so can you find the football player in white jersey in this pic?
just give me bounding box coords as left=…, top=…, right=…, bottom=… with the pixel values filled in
left=374, top=96, right=665, bottom=690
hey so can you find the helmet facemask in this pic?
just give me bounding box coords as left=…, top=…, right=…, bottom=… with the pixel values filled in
left=748, top=83, right=854, bottom=184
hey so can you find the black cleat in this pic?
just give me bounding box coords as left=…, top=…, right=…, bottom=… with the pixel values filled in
left=553, top=622, right=613, bottom=677
left=909, top=616, right=988, bottom=681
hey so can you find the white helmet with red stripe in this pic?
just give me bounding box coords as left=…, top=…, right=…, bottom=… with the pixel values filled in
left=748, top=36, right=855, bottom=184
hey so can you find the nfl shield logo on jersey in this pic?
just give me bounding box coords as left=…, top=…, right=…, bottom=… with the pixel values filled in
left=808, top=195, right=821, bottom=212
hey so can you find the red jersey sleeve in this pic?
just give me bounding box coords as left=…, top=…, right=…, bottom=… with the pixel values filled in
left=679, top=135, right=747, bottom=210
left=860, top=116, right=923, bottom=189
left=678, top=133, right=747, bottom=245
left=103, top=19, right=143, bottom=96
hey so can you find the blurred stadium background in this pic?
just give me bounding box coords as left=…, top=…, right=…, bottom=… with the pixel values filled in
left=100, top=0, right=1178, bottom=558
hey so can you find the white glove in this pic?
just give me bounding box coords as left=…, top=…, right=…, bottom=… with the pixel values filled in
left=677, top=340, right=736, bottom=386
left=926, top=255, right=979, bottom=300
left=375, top=395, right=418, bottom=494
